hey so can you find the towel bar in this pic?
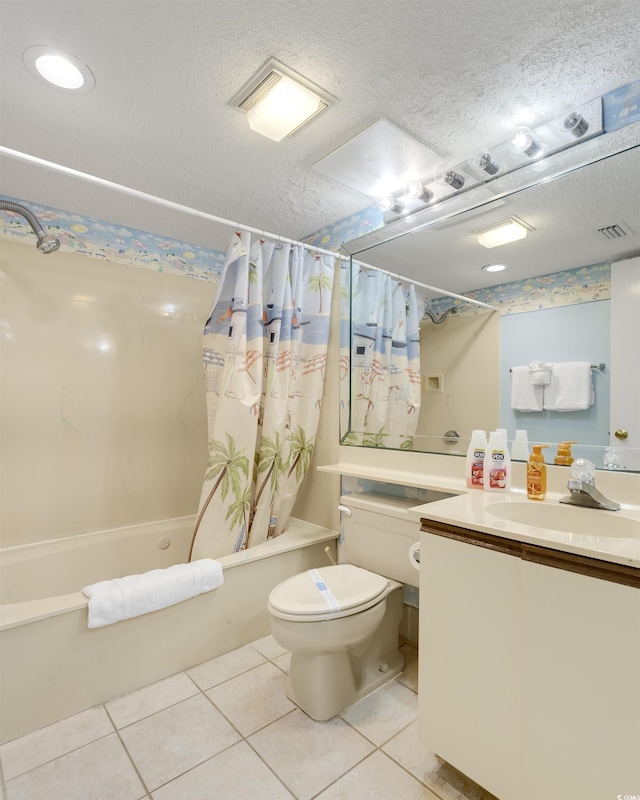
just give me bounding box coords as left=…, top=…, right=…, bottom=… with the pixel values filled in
left=509, top=363, right=605, bottom=373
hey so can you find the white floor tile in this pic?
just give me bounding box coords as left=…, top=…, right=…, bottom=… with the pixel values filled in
left=107, top=672, right=199, bottom=729
left=248, top=708, right=374, bottom=800
left=382, top=721, right=441, bottom=786
left=151, top=741, right=294, bottom=800
left=4, top=734, right=144, bottom=800
left=186, top=645, right=266, bottom=690
left=341, top=679, right=418, bottom=746
left=206, top=662, right=295, bottom=736
left=382, top=722, right=498, bottom=800
left=119, top=694, right=240, bottom=791
left=0, top=707, right=113, bottom=781
left=250, top=634, right=288, bottom=661
left=272, top=651, right=291, bottom=674
left=314, top=750, right=441, bottom=799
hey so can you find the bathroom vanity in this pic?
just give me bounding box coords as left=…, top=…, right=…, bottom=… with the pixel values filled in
left=320, top=450, right=640, bottom=800
left=414, top=492, right=640, bottom=800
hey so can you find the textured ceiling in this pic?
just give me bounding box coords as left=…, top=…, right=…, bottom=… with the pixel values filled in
left=1, top=0, right=640, bottom=262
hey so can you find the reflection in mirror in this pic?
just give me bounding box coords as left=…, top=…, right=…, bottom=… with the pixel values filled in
left=340, top=142, right=640, bottom=472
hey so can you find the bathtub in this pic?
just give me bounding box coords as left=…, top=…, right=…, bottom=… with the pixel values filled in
left=0, top=515, right=337, bottom=744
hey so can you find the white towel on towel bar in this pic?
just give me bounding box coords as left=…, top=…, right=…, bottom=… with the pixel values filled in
left=82, top=559, right=224, bottom=628
left=510, top=365, right=544, bottom=412
left=528, top=361, right=553, bottom=386
left=543, top=361, right=594, bottom=411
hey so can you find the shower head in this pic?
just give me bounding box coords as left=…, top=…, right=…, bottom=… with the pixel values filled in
left=36, top=234, right=61, bottom=253
left=0, top=199, right=61, bottom=254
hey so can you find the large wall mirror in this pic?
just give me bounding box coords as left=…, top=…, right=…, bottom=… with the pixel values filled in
left=339, top=137, right=640, bottom=472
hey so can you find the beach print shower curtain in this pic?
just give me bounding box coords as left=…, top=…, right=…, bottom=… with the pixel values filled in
left=189, top=232, right=334, bottom=560
left=346, top=266, right=423, bottom=449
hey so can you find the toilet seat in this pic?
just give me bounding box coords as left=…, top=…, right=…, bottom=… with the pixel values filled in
left=268, top=564, right=390, bottom=622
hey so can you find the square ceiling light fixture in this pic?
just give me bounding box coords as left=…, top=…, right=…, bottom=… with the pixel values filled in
left=230, top=58, right=334, bottom=142
left=475, top=217, right=534, bottom=248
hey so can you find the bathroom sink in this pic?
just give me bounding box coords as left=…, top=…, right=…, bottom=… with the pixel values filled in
left=484, top=501, right=640, bottom=538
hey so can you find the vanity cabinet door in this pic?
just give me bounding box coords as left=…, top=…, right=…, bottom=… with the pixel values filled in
left=521, top=560, right=640, bottom=800
left=419, top=531, right=521, bottom=800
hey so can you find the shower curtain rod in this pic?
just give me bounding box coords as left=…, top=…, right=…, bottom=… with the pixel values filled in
left=1, top=146, right=495, bottom=311
left=360, top=264, right=496, bottom=310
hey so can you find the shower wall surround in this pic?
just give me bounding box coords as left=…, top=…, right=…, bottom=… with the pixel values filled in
left=0, top=238, right=216, bottom=548
left=0, top=196, right=347, bottom=548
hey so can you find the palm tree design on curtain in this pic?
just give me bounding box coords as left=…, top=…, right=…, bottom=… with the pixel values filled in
left=307, top=269, right=333, bottom=313
left=263, top=426, right=315, bottom=540
left=246, top=431, right=285, bottom=545
left=189, top=433, right=249, bottom=559
left=227, top=484, right=252, bottom=552
left=362, top=428, right=388, bottom=448
left=287, top=426, right=314, bottom=481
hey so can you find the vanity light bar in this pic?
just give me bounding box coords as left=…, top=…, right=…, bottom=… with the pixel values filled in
left=378, top=98, right=601, bottom=223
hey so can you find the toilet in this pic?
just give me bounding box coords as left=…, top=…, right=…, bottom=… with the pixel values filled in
left=268, top=493, right=420, bottom=720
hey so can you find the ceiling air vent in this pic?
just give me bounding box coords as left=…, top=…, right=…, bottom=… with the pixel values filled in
left=235, top=71, right=282, bottom=113
left=597, top=222, right=634, bottom=241
left=229, top=58, right=334, bottom=139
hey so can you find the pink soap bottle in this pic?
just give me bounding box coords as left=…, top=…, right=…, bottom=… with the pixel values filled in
left=465, top=430, right=488, bottom=489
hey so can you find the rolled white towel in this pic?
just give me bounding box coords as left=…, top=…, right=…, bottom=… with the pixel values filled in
left=528, top=361, right=553, bottom=386
left=510, top=365, right=544, bottom=412
left=82, top=559, right=224, bottom=628
left=543, top=362, right=594, bottom=411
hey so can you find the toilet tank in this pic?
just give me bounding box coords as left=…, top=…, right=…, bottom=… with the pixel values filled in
left=340, top=493, right=423, bottom=587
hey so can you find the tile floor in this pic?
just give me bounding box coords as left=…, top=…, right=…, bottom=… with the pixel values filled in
left=0, top=636, right=497, bottom=800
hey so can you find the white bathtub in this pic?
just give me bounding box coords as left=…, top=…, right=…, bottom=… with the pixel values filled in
left=0, top=516, right=337, bottom=744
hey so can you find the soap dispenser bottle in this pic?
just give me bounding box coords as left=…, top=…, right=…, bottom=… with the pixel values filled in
left=527, top=445, right=549, bottom=500
left=466, top=429, right=488, bottom=489
left=554, top=441, right=577, bottom=466
left=484, top=430, right=511, bottom=492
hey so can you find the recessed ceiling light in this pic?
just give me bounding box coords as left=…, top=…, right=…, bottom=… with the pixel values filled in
left=482, top=263, right=507, bottom=273
left=23, top=46, right=95, bottom=92
left=475, top=217, right=534, bottom=248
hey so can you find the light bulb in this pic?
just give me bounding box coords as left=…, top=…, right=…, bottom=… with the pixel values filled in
left=509, top=126, right=542, bottom=158
left=442, top=170, right=464, bottom=190
left=479, top=153, right=500, bottom=175
left=405, top=181, right=423, bottom=199
left=403, top=181, right=434, bottom=202
left=563, top=111, right=589, bottom=138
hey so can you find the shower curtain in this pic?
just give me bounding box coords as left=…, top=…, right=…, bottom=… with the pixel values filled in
left=189, top=232, right=335, bottom=560
left=346, top=266, right=424, bottom=449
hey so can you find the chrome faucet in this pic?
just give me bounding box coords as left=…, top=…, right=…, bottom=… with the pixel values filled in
left=559, top=458, right=620, bottom=511
left=560, top=479, right=620, bottom=511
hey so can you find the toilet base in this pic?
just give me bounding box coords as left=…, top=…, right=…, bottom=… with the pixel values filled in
left=285, top=585, right=405, bottom=721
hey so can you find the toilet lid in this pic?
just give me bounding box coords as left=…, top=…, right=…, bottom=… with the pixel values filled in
left=268, top=564, right=389, bottom=619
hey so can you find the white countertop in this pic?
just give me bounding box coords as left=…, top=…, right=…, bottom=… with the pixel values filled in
left=321, top=450, right=640, bottom=569
left=409, top=488, right=640, bottom=569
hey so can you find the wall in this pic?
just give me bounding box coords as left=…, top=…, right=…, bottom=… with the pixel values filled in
left=0, top=239, right=215, bottom=548
left=416, top=310, right=500, bottom=450
left=500, top=300, right=610, bottom=449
